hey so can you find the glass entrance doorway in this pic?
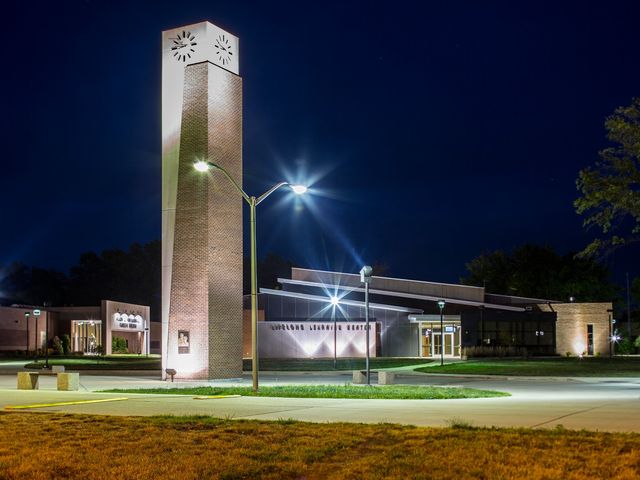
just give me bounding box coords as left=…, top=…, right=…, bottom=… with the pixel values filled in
left=71, top=320, right=102, bottom=354
left=420, top=323, right=461, bottom=358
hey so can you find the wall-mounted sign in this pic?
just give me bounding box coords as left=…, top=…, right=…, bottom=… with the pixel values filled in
left=444, top=326, right=455, bottom=333
left=178, top=330, right=190, bottom=354
left=112, top=313, right=145, bottom=332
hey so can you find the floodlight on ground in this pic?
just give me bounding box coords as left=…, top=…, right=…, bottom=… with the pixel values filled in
left=290, top=184, right=308, bottom=195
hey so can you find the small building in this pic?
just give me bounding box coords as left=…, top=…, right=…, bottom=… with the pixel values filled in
left=244, top=267, right=613, bottom=359
left=0, top=300, right=160, bottom=355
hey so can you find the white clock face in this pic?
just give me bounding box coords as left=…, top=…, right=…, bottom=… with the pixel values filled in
left=170, top=30, right=198, bottom=62
left=214, top=34, right=233, bottom=66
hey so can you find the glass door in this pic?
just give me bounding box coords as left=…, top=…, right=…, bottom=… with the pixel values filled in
left=443, top=332, right=453, bottom=356
left=421, top=328, right=431, bottom=357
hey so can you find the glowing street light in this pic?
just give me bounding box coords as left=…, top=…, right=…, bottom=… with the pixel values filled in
left=290, top=184, right=308, bottom=195
left=194, top=159, right=307, bottom=392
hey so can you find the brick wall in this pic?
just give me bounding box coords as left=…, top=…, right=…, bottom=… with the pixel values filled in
left=538, top=302, right=612, bottom=356
left=167, top=61, right=243, bottom=379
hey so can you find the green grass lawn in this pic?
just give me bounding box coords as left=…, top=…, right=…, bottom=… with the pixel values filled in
left=416, top=357, right=640, bottom=376
left=242, top=357, right=432, bottom=371
left=24, top=355, right=161, bottom=370
left=101, top=384, right=509, bottom=399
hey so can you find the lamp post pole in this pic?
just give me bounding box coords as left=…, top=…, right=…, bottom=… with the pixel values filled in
left=365, top=281, right=370, bottom=384
left=24, top=312, right=30, bottom=356
left=438, top=300, right=445, bottom=367
left=33, top=310, right=41, bottom=363
left=194, top=160, right=307, bottom=392
left=249, top=195, right=259, bottom=392
left=360, top=266, right=373, bottom=385
left=332, top=306, right=337, bottom=370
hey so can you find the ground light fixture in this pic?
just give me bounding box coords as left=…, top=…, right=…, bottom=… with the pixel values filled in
left=360, top=265, right=373, bottom=385
left=194, top=159, right=308, bottom=392
left=437, top=300, right=445, bottom=367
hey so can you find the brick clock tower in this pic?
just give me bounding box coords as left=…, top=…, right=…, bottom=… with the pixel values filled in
left=161, top=21, right=243, bottom=380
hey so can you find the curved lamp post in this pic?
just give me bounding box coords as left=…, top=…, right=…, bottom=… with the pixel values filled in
left=194, top=160, right=307, bottom=392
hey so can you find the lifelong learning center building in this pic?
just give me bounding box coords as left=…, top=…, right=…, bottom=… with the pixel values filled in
left=245, top=268, right=613, bottom=359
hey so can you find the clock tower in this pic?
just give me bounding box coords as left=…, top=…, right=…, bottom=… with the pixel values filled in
left=161, top=21, right=243, bottom=380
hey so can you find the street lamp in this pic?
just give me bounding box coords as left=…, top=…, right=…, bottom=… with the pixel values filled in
left=194, top=159, right=307, bottom=392
left=360, top=265, right=373, bottom=385
left=330, top=296, right=339, bottom=369
left=33, top=309, right=45, bottom=367
left=437, top=300, right=445, bottom=367
left=24, top=312, right=30, bottom=356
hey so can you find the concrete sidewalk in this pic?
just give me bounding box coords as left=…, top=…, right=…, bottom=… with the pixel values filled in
left=0, top=372, right=639, bottom=432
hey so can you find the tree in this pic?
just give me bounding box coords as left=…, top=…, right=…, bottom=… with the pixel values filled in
left=0, top=262, right=67, bottom=306
left=461, top=244, right=617, bottom=301
left=575, top=97, right=640, bottom=257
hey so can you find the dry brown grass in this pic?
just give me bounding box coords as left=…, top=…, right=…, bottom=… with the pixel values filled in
left=0, top=413, right=639, bottom=479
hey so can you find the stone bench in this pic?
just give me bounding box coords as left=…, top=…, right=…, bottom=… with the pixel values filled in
left=378, top=371, right=395, bottom=385
left=17, top=371, right=79, bottom=391
left=352, top=370, right=396, bottom=385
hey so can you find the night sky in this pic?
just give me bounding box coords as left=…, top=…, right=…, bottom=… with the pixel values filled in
left=3, top=0, right=639, bottom=284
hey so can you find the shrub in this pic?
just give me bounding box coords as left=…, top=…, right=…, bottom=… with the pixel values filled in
left=112, top=336, right=128, bottom=354
left=61, top=334, right=71, bottom=355
left=462, top=346, right=527, bottom=358
left=52, top=336, right=64, bottom=355
left=615, top=337, right=634, bottom=355
left=634, top=336, right=640, bottom=352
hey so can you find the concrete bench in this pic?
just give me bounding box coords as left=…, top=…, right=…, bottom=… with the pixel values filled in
left=17, top=371, right=79, bottom=391
left=378, top=371, right=395, bottom=385
left=352, top=370, right=395, bottom=385
left=57, top=372, right=79, bottom=391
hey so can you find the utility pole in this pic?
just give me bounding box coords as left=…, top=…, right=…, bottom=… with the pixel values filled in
left=626, top=273, right=632, bottom=339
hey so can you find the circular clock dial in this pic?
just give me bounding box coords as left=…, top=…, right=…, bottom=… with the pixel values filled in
left=171, top=30, right=197, bottom=62
left=214, top=34, right=233, bottom=66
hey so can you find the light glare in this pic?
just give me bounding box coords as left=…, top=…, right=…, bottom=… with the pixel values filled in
left=290, top=184, right=307, bottom=195
left=330, top=296, right=340, bottom=306
left=194, top=160, right=210, bottom=172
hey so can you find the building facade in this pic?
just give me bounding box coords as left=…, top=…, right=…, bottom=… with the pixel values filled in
left=247, top=268, right=613, bottom=359
left=0, top=300, right=160, bottom=355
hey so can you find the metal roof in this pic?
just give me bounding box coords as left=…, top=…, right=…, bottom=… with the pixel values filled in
left=259, top=288, right=424, bottom=314
left=276, top=278, right=526, bottom=312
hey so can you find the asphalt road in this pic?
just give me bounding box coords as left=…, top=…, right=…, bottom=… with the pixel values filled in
left=1, top=371, right=639, bottom=431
